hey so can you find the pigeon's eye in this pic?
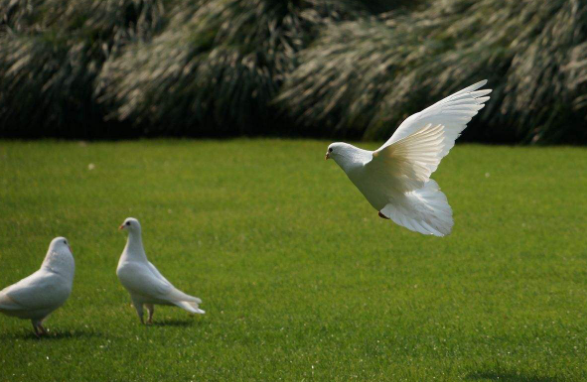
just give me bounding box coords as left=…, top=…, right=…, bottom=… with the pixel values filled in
left=126, top=222, right=131, bottom=226
left=328, top=148, right=333, bottom=153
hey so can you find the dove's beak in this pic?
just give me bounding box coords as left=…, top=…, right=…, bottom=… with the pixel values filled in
left=325, top=152, right=330, bottom=160
left=118, top=224, right=125, bottom=231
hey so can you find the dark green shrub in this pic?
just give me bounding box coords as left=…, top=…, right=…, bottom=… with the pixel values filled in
left=0, top=0, right=165, bottom=137
left=96, top=0, right=407, bottom=136
left=278, top=0, right=587, bottom=143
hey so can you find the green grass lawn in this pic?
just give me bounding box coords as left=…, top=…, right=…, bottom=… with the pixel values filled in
left=0, top=139, right=586, bottom=381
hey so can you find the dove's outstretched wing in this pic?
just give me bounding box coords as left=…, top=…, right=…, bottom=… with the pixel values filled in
left=368, top=123, right=446, bottom=193
left=381, top=80, right=491, bottom=156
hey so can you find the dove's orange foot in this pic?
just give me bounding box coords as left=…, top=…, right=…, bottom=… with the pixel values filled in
left=378, top=211, right=390, bottom=219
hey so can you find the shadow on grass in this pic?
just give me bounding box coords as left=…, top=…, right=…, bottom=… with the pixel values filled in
left=467, top=371, right=558, bottom=382
left=1, top=329, right=103, bottom=341
left=150, top=319, right=195, bottom=327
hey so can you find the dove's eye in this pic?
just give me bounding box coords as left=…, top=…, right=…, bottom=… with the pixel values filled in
left=328, top=148, right=333, bottom=153
left=63, top=240, right=67, bottom=245
left=126, top=222, right=130, bottom=226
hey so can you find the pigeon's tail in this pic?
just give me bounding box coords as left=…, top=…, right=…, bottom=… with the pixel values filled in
left=174, top=300, right=205, bottom=314
left=380, top=179, right=453, bottom=237
left=170, top=291, right=205, bottom=314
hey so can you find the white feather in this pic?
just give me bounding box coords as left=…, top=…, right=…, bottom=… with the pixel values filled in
left=382, top=80, right=491, bottom=157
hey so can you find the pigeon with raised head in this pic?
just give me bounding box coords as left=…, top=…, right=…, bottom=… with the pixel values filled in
left=0, top=237, right=75, bottom=336
left=117, top=218, right=204, bottom=324
left=326, top=80, right=491, bottom=236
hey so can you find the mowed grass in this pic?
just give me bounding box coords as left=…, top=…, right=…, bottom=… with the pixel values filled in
left=0, top=139, right=586, bottom=381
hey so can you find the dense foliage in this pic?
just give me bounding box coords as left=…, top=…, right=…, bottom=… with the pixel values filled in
left=1, top=0, right=585, bottom=142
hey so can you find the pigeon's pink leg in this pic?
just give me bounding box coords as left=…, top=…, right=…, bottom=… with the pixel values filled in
left=31, top=321, right=41, bottom=337
left=146, top=304, right=155, bottom=325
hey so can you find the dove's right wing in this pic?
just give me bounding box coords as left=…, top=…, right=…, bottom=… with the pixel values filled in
left=0, top=271, right=70, bottom=312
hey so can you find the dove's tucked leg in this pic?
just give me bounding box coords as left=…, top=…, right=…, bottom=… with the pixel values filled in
left=378, top=211, right=390, bottom=219
left=146, top=304, right=155, bottom=325
left=131, top=297, right=144, bottom=324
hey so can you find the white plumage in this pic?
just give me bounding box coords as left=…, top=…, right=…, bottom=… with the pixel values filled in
left=326, top=80, right=491, bottom=236
left=0, top=237, right=75, bottom=336
left=116, top=218, right=204, bottom=324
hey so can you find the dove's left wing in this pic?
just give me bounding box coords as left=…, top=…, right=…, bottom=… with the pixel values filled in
left=0, top=271, right=70, bottom=312
left=366, top=123, right=446, bottom=193
left=381, top=80, right=491, bottom=157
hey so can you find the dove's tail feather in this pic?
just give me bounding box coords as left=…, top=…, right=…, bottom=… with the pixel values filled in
left=169, top=290, right=204, bottom=314
left=174, top=300, right=205, bottom=314
left=381, top=179, right=453, bottom=237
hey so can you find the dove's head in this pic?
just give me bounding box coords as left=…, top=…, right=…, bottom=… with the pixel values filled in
left=43, top=237, right=75, bottom=276
left=326, top=142, right=342, bottom=160
left=325, top=142, right=367, bottom=169
left=119, top=217, right=141, bottom=234
left=49, top=237, right=72, bottom=255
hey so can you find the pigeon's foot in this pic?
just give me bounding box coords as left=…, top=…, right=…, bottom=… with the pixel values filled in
left=32, top=324, right=47, bottom=337
left=32, top=323, right=41, bottom=337
left=31, top=321, right=46, bottom=337
left=378, top=211, right=390, bottom=220
left=146, top=304, right=154, bottom=325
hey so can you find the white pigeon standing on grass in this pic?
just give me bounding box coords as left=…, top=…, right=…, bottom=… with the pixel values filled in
left=325, top=80, right=491, bottom=236
left=0, top=237, right=75, bottom=336
left=117, top=218, right=204, bottom=324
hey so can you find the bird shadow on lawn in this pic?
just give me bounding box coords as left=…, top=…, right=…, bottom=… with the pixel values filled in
left=1, top=329, right=104, bottom=341
left=150, top=318, right=195, bottom=327
left=467, top=371, right=558, bottom=382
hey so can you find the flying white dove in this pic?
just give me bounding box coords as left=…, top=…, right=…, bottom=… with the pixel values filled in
left=0, top=237, right=75, bottom=336
left=117, top=218, right=204, bottom=324
left=326, top=80, right=491, bottom=236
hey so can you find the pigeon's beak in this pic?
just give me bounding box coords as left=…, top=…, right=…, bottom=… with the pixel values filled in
left=325, top=152, right=330, bottom=160
left=68, top=245, right=72, bottom=254
left=118, top=224, right=125, bottom=231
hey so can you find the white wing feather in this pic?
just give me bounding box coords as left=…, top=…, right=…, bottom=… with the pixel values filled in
left=369, top=123, right=446, bottom=193
left=381, top=80, right=492, bottom=157
left=0, top=270, right=70, bottom=317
